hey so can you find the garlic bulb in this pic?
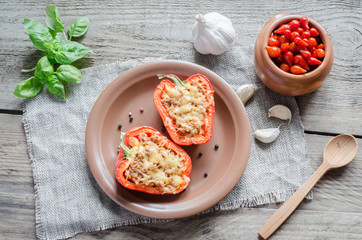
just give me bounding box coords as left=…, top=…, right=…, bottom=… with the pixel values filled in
left=268, top=104, right=292, bottom=122
left=192, top=12, right=236, bottom=55
left=255, top=127, right=280, bottom=143
left=237, top=84, right=258, bottom=105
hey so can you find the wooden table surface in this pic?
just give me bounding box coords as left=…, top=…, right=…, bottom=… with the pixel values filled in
left=1, top=1, right=361, bottom=239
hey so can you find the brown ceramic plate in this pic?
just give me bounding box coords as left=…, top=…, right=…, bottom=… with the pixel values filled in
left=85, top=60, right=251, bottom=219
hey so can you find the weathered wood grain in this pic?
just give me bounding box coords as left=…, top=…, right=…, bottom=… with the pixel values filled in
left=1, top=113, right=361, bottom=239
left=0, top=0, right=361, bottom=134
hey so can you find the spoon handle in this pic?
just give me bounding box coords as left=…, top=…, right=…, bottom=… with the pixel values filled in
left=258, top=162, right=330, bottom=239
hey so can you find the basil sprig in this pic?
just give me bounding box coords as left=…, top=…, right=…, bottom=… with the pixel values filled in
left=14, top=5, right=93, bottom=101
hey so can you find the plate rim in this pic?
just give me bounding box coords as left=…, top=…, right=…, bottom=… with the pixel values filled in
left=85, top=60, right=251, bottom=219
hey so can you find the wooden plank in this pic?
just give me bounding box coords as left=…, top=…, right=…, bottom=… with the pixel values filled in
left=1, top=113, right=361, bottom=239
left=0, top=1, right=361, bottom=134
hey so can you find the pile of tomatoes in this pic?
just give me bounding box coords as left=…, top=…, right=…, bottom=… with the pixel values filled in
left=265, top=16, right=325, bottom=75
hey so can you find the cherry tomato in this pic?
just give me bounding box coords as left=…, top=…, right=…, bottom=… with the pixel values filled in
left=279, top=35, right=289, bottom=45
left=308, top=37, right=318, bottom=48
left=300, top=49, right=312, bottom=60
left=310, top=28, right=319, bottom=37
left=301, top=31, right=310, bottom=39
left=283, top=51, right=294, bottom=67
left=296, top=46, right=307, bottom=53
left=265, top=46, right=280, bottom=58
left=274, top=24, right=291, bottom=34
left=315, top=49, right=325, bottom=58
left=289, top=20, right=300, bottom=31
left=307, top=57, right=322, bottom=65
left=284, top=29, right=292, bottom=39
left=309, top=46, right=317, bottom=54
left=317, top=43, right=324, bottom=49
left=280, top=63, right=290, bottom=72
left=275, top=54, right=284, bottom=64
left=294, top=54, right=310, bottom=70
left=294, top=37, right=309, bottom=47
left=289, top=42, right=297, bottom=52
left=280, top=42, right=290, bottom=52
left=290, top=65, right=307, bottom=74
left=297, top=27, right=304, bottom=35
left=291, top=31, right=300, bottom=41
left=268, top=36, right=280, bottom=46
left=300, top=16, right=309, bottom=30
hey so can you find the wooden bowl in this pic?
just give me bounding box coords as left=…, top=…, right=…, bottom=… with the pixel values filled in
left=254, top=14, right=334, bottom=96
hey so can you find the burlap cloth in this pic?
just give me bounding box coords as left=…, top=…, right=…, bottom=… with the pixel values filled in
left=23, top=46, right=312, bottom=239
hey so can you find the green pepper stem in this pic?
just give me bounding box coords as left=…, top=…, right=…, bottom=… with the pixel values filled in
left=119, top=131, right=130, bottom=158
left=158, top=74, right=185, bottom=87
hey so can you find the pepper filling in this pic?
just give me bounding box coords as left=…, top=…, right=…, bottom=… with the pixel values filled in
left=124, top=133, right=189, bottom=194
left=162, top=79, right=210, bottom=137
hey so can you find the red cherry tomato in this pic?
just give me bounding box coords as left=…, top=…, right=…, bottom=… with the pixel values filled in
left=317, top=43, right=324, bottom=49
left=291, top=31, right=300, bottom=41
left=280, top=63, right=290, bottom=72
left=280, top=42, right=290, bottom=52
left=301, top=31, right=310, bottom=39
left=307, top=57, right=322, bottom=65
left=297, top=27, right=304, bottom=35
left=274, top=24, right=291, bottom=34
left=284, top=29, right=292, bottom=39
left=300, top=16, right=309, bottom=30
left=315, top=49, right=325, bottom=58
left=283, top=51, right=294, bottom=67
left=310, top=28, right=319, bottom=37
left=275, top=54, right=284, bottom=64
left=308, top=37, right=318, bottom=48
left=294, top=37, right=309, bottom=47
left=265, top=46, right=280, bottom=58
left=268, top=36, right=280, bottom=46
left=289, top=42, right=297, bottom=52
left=290, top=65, right=307, bottom=74
left=279, top=35, right=289, bottom=45
left=294, top=54, right=310, bottom=70
left=289, top=20, right=300, bottom=31
left=300, top=49, right=312, bottom=60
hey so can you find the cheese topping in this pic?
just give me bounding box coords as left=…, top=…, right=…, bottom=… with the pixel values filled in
left=162, top=79, right=210, bottom=137
left=124, top=133, right=188, bottom=194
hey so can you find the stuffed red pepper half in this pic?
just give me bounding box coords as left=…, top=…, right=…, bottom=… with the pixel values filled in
left=153, top=74, right=215, bottom=145
left=115, top=126, right=192, bottom=195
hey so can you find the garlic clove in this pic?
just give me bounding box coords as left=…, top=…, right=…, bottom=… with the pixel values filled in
left=255, top=127, right=280, bottom=143
left=237, top=84, right=258, bottom=105
left=192, top=12, right=236, bottom=55
left=268, top=104, right=292, bottom=122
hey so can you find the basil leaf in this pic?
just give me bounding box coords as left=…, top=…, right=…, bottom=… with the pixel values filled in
left=46, top=75, right=66, bottom=100
left=34, top=56, right=54, bottom=80
left=47, top=52, right=57, bottom=65
left=13, top=76, right=44, bottom=98
left=68, top=17, right=89, bottom=39
left=55, top=65, right=81, bottom=83
left=55, top=40, right=93, bottom=64
left=24, top=18, right=53, bottom=51
left=46, top=5, right=64, bottom=32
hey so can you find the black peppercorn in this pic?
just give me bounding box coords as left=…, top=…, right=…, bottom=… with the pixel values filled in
left=214, top=144, right=219, bottom=150
left=117, top=124, right=122, bottom=130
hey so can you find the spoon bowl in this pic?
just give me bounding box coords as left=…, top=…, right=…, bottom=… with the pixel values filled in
left=323, top=134, right=358, bottom=168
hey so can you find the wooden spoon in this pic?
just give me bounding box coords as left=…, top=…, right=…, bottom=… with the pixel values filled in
left=259, top=134, right=358, bottom=239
